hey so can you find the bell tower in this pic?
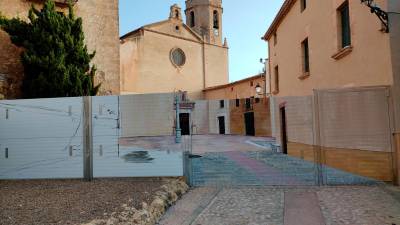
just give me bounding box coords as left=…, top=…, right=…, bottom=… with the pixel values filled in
left=185, top=0, right=223, bottom=46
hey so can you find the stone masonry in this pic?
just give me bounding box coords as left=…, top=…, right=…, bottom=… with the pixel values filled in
left=0, top=0, right=120, bottom=99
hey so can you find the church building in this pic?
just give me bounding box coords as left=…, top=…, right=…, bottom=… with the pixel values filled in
left=120, top=0, right=229, bottom=100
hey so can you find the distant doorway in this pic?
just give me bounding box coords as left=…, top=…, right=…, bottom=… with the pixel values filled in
left=280, top=107, right=288, bottom=154
left=218, top=116, right=225, bottom=135
left=244, top=112, right=255, bottom=136
left=180, top=113, right=190, bottom=135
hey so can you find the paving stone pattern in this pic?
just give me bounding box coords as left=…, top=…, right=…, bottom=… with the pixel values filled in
left=191, top=150, right=379, bottom=187
left=160, top=186, right=400, bottom=225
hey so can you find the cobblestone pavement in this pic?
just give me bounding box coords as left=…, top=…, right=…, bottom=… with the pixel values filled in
left=157, top=187, right=219, bottom=225
left=160, top=186, right=400, bottom=225
left=317, top=186, right=400, bottom=225
left=192, top=188, right=284, bottom=225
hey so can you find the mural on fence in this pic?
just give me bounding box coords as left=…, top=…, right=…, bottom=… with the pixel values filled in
left=0, top=95, right=184, bottom=179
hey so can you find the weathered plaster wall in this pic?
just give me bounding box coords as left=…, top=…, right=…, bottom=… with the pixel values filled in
left=270, top=87, right=394, bottom=182
left=120, top=6, right=229, bottom=100
left=388, top=0, right=400, bottom=184
left=120, top=29, right=205, bottom=100
left=208, top=99, right=230, bottom=134
left=204, top=44, right=229, bottom=88
left=267, top=0, right=393, bottom=97
left=204, top=75, right=265, bottom=100
left=191, top=100, right=210, bottom=134
left=0, top=0, right=120, bottom=98
left=229, top=98, right=271, bottom=137
left=75, top=0, right=120, bottom=95
left=120, top=94, right=231, bottom=137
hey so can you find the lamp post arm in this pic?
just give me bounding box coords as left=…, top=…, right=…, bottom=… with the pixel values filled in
left=361, top=0, right=389, bottom=33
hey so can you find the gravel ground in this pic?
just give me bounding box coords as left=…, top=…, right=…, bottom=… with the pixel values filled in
left=0, top=178, right=166, bottom=225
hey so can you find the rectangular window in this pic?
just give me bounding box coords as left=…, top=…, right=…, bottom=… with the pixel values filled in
left=301, top=0, right=307, bottom=12
left=274, top=65, right=279, bottom=93
left=255, top=98, right=260, bottom=104
left=273, top=32, right=277, bottom=46
left=236, top=99, right=240, bottom=107
left=245, top=98, right=251, bottom=110
left=302, top=38, right=310, bottom=73
left=220, top=100, right=225, bottom=108
left=339, top=1, right=351, bottom=48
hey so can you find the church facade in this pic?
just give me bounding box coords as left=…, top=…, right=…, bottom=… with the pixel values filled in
left=120, top=0, right=229, bottom=100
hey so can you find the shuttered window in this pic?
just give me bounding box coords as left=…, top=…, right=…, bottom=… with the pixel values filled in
left=339, top=2, right=351, bottom=48
left=302, top=38, right=310, bottom=73
left=274, top=66, right=279, bottom=93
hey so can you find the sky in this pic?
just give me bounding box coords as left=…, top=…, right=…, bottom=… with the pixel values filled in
left=119, top=0, right=285, bottom=82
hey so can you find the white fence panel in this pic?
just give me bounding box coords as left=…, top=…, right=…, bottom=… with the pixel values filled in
left=93, top=95, right=183, bottom=178
left=0, top=95, right=184, bottom=180
left=0, top=97, right=83, bottom=179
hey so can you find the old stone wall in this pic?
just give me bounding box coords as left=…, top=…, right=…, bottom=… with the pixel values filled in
left=0, top=0, right=120, bottom=98
left=204, top=75, right=265, bottom=100
left=229, top=98, right=271, bottom=137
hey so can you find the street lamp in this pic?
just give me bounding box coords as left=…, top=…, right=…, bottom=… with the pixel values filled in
left=255, top=83, right=263, bottom=96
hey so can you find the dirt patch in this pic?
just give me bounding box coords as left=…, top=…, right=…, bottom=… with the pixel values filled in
left=0, top=178, right=166, bottom=225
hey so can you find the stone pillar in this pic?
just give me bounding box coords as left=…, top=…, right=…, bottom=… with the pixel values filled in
left=388, top=0, right=400, bottom=185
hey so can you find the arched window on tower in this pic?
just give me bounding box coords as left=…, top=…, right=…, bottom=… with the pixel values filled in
left=175, top=10, right=180, bottom=19
left=213, top=10, right=219, bottom=29
left=190, top=11, right=195, bottom=27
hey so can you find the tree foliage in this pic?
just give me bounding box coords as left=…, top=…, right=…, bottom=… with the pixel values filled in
left=0, top=0, right=100, bottom=98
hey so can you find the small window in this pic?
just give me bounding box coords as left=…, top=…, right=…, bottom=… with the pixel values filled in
left=231, top=87, right=234, bottom=92
left=236, top=99, right=240, bottom=107
left=213, top=10, right=219, bottom=29
left=339, top=1, right=351, bottom=48
left=302, top=38, right=310, bottom=73
left=190, top=11, right=195, bottom=27
left=170, top=48, right=186, bottom=67
left=301, top=0, right=307, bottom=12
left=274, top=65, right=279, bottom=93
left=250, top=81, right=254, bottom=87
left=255, top=98, right=260, bottom=103
left=273, top=32, right=277, bottom=46
left=220, top=100, right=225, bottom=108
left=175, top=10, right=180, bottom=19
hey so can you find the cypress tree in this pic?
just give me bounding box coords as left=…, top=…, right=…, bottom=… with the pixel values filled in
left=0, top=0, right=100, bottom=98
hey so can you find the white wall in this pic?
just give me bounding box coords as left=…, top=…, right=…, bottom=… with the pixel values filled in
left=208, top=100, right=230, bottom=134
